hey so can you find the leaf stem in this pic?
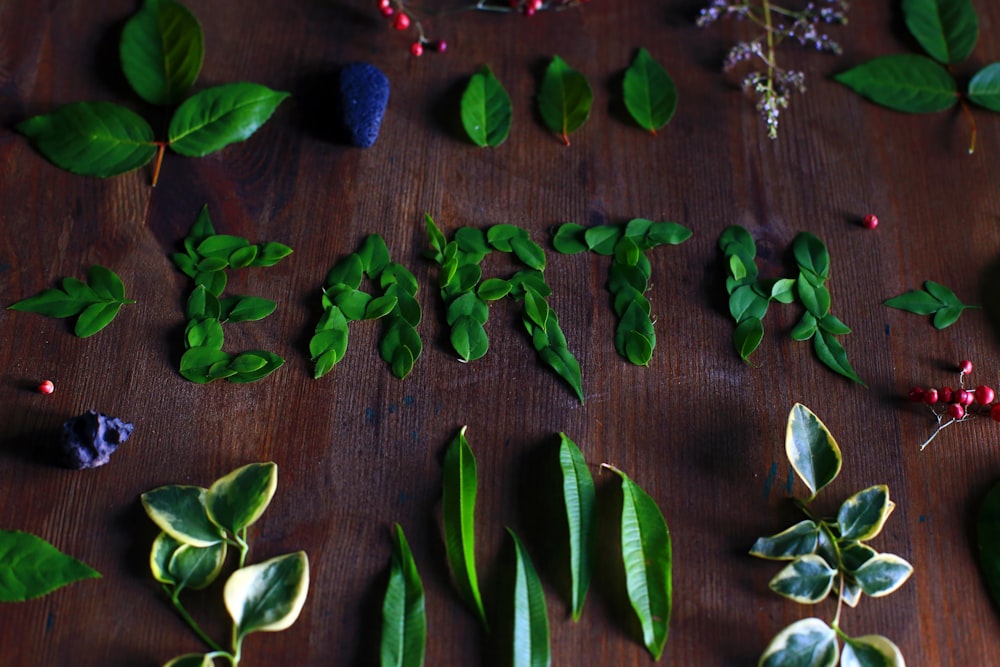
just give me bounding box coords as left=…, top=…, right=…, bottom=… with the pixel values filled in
left=959, top=97, right=978, bottom=155
left=166, top=585, right=225, bottom=653
left=151, top=142, right=167, bottom=187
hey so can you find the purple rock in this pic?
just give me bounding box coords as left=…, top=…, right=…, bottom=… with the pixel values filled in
left=58, top=410, right=134, bottom=469
left=339, top=62, right=390, bottom=148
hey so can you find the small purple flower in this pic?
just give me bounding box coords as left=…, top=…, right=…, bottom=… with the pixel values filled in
left=58, top=411, right=134, bottom=469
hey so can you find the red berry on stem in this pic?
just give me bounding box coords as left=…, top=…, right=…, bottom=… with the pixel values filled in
left=38, top=380, right=54, bottom=395
left=976, top=385, right=996, bottom=405
left=960, top=359, right=974, bottom=375
left=410, top=41, right=423, bottom=56
left=380, top=5, right=394, bottom=16
left=392, top=11, right=410, bottom=29
left=948, top=403, right=965, bottom=419
left=992, top=404, right=1000, bottom=422
left=958, top=390, right=974, bottom=406
left=907, top=387, right=925, bottom=403
left=432, top=39, right=447, bottom=53
left=379, top=0, right=392, bottom=8
left=923, top=388, right=939, bottom=405
left=940, top=387, right=953, bottom=403
left=863, top=214, right=878, bottom=230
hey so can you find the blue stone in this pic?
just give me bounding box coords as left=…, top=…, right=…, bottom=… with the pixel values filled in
left=339, top=62, right=390, bottom=148
left=58, top=410, right=134, bottom=469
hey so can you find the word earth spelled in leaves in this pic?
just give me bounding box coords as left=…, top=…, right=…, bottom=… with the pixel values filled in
left=16, top=0, right=288, bottom=184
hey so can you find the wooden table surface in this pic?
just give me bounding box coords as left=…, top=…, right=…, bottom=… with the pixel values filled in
left=3, top=1, right=1000, bottom=665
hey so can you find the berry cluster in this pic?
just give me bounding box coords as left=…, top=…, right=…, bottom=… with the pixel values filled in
left=908, top=359, right=999, bottom=450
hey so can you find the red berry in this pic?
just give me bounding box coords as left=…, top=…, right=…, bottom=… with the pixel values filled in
left=409, top=41, right=423, bottom=56
left=862, top=214, right=878, bottom=230
left=948, top=403, right=965, bottom=419
left=531, top=0, right=543, bottom=8
left=940, top=387, right=954, bottom=403
left=992, top=404, right=1000, bottom=421
left=976, top=385, right=996, bottom=405
left=38, top=380, right=54, bottom=395
left=379, top=0, right=392, bottom=7
left=957, top=390, right=974, bottom=406
left=923, top=388, right=939, bottom=405
left=431, top=39, right=447, bottom=53
left=380, top=5, right=394, bottom=16
left=523, top=5, right=536, bottom=15
left=392, top=12, right=410, bottom=29
left=960, top=359, right=974, bottom=375
left=907, top=387, right=925, bottom=403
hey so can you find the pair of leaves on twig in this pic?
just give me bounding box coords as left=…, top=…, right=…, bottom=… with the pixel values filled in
left=440, top=428, right=671, bottom=662
left=836, top=0, right=998, bottom=152
left=0, top=530, right=100, bottom=602
left=17, top=0, right=288, bottom=183
left=884, top=279, right=978, bottom=329
left=7, top=265, right=133, bottom=337
left=460, top=48, right=676, bottom=147
left=753, top=405, right=912, bottom=667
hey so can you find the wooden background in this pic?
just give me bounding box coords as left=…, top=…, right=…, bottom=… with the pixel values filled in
left=2, top=1, right=1000, bottom=665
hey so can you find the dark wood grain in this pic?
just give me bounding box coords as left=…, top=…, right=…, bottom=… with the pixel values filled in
left=3, top=1, right=1000, bottom=665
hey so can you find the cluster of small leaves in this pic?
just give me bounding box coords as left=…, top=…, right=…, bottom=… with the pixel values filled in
left=0, top=530, right=100, bottom=602
left=697, top=0, right=849, bottom=138
left=836, top=0, right=998, bottom=153
left=426, top=215, right=584, bottom=402
left=16, top=0, right=288, bottom=183
left=884, top=279, right=979, bottom=329
left=553, top=218, right=692, bottom=366
left=719, top=226, right=862, bottom=384
left=310, top=235, right=423, bottom=380
left=7, top=265, right=134, bottom=338
left=752, top=404, right=912, bottom=667
left=436, top=428, right=671, bottom=661
left=171, top=206, right=292, bottom=384
left=141, top=462, right=309, bottom=667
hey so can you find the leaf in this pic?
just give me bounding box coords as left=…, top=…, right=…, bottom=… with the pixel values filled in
left=785, top=404, right=842, bottom=501
left=477, top=278, right=512, bottom=301
left=969, top=63, right=1000, bottom=111
left=790, top=312, right=817, bottom=342
left=381, top=524, right=426, bottom=667
left=558, top=433, right=594, bottom=621
left=510, top=236, right=546, bottom=271
left=750, top=520, right=820, bottom=560
left=508, top=529, right=551, bottom=667
left=252, top=242, right=293, bottom=267
left=120, top=0, right=204, bottom=105
left=851, top=553, right=913, bottom=597
left=88, top=265, right=127, bottom=301
left=538, top=345, right=585, bottom=404
left=16, top=102, right=157, bottom=177
left=168, top=541, right=227, bottom=592
left=835, top=54, right=958, bottom=113
left=8, top=287, right=90, bottom=318
left=841, top=634, right=906, bottom=667
left=623, top=47, right=677, bottom=134
left=75, top=302, right=124, bottom=337
left=219, top=295, right=277, bottom=323
left=441, top=427, right=488, bottom=628
left=461, top=65, right=513, bottom=147
left=733, top=316, right=764, bottom=362
left=902, top=0, right=979, bottom=64
left=0, top=530, right=100, bottom=602
left=224, top=551, right=310, bottom=638
left=791, top=233, right=830, bottom=281
left=603, top=464, right=671, bottom=661
left=838, top=485, right=894, bottom=541
left=759, top=617, right=839, bottom=667
left=768, top=554, right=837, bottom=604
left=537, top=55, right=593, bottom=145
left=168, top=83, right=290, bottom=157
left=380, top=320, right=422, bottom=379
left=883, top=288, right=942, bottom=314
left=796, top=275, right=831, bottom=318
left=206, top=462, right=278, bottom=535
left=179, top=347, right=233, bottom=383
left=141, top=485, right=225, bottom=546
left=932, top=305, right=965, bottom=329
left=583, top=225, right=622, bottom=255
left=551, top=223, right=589, bottom=254
left=226, top=350, right=284, bottom=383
left=814, top=329, right=865, bottom=385
left=977, top=480, right=1000, bottom=611
left=624, top=329, right=654, bottom=367
left=451, top=315, right=489, bottom=362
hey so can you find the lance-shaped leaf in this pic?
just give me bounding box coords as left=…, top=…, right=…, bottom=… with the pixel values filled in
left=461, top=66, right=512, bottom=147
left=558, top=433, right=594, bottom=620
left=150, top=532, right=227, bottom=592
left=603, top=464, right=671, bottom=660
left=768, top=554, right=837, bottom=604
left=120, top=0, right=204, bottom=105
left=381, top=524, right=426, bottom=667
left=508, top=529, right=551, bottom=667
left=852, top=554, right=913, bottom=597
left=17, top=102, right=157, bottom=177
left=977, top=480, right=1000, bottom=611
left=785, top=404, right=842, bottom=501
left=537, top=55, right=592, bottom=145
left=814, top=329, right=865, bottom=385
left=0, top=530, right=100, bottom=601
left=841, top=634, right=906, bottom=667
left=969, top=63, right=1000, bottom=111
left=442, top=427, right=488, bottom=628
left=837, top=485, right=894, bottom=542
left=750, top=520, right=820, bottom=561
left=205, top=462, right=278, bottom=536
left=623, top=47, right=677, bottom=134
left=141, top=485, right=225, bottom=547
left=902, top=0, right=979, bottom=65
left=759, top=618, right=839, bottom=667
left=835, top=54, right=958, bottom=113
left=168, top=83, right=289, bottom=157
left=224, top=551, right=309, bottom=638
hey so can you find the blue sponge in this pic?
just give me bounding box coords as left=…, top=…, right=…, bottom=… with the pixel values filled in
left=339, top=63, right=390, bottom=148
left=58, top=410, right=134, bottom=469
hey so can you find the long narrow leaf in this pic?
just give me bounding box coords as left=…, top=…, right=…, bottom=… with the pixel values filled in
left=381, top=524, right=426, bottom=667
left=558, top=433, right=594, bottom=621
left=508, top=529, right=551, bottom=667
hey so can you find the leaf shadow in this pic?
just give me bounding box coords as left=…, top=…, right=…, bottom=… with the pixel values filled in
left=0, top=422, right=63, bottom=466
left=978, top=254, right=1000, bottom=348
left=482, top=532, right=516, bottom=667
left=967, top=479, right=1000, bottom=621
left=350, top=559, right=390, bottom=667
left=428, top=75, right=471, bottom=144
left=294, top=65, right=354, bottom=145
left=604, top=64, right=632, bottom=131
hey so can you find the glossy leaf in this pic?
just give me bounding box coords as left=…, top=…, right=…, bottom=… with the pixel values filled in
left=841, top=634, right=906, bottom=667
left=380, top=320, right=422, bottom=379
left=16, top=102, right=157, bottom=177
left=750, top=520, right=820, bottom=561
left=814, top=329, right=865, bottom=385
left=902, top=0, right=979, bottom=64
left=508, top=529, right=551, bottom=667
left=461, top=65, right=512, bottom=147
left=226, top=350, right=284, bottom=383
left=76, top=302, right=123, bottom=337
left=785, top=404, right=841, bottom=501
left=734, top=316, right=765, bottom=362
left=120, top=0, right=204, bottom=105
left=537, top=55, right=592, bottom=145
left=835, top=54, right=958, bottom=113
left=768, top=554, right=836, bottom=603
left=164, top=536, right=227, bottom=592
left=977, top=480, right=1000, bottom=611
left=451, top=315, right=489, bottom=362
left=969, top=63, right=1000, bottom=111
left=551, top=223, right=589, bottom=254
left=224, top=551, right=309, bottom=638
left=604, top=465, right=671, bottom=660
left=792, top=233, right=830, bottom=281
left=852, top=554, right=913, bottom=597
left=838, top=485, right=894, bottom=541
left=219, top=295, right=277, bottom=323
left=623, top=47, right=677, bottom=134
left=206, top=462, right=278, bottom=535
left=442, top=427, right=488, bottom=628
left=0, top=530, right=100, bottom=601
left=759, top=618, right=838, bottom=667
left=141, top=485, right=225, bottom=547
left=168, top=83, right=289, bottom=156
left=381, top=524, right=426, bottom=667
left=558, top=433, right=594, bottom=621
left=840, top=542, right=878, bottom=574
left=179, top=347, right=233, bottom=383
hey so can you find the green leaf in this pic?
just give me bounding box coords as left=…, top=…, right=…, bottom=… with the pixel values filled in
left=790, top=312, right=818, bottom=342
left=933, top=305, right=965, bottom=329
left=510, top=236, right=546, bottom=271
left=16, top=102, right=157, bottom=177
left=162, top=535, right=227, bottom=592
left=623, top=47, right=677, bottom=134
left=75, top=301, right=124, bottom=337
left=733, top=316, right=764, bottom=362
left=538, top=344, right=585, bottom=404
left=969, top=63, right=1000, bottom=111
left=768, top=554, right=837, bottom=603
left=583, top=225, right=622, bottom=255
left=442, top=427, right=488, bottom=629
left=841, top=634, right=906, bottom=667
left=8, top=287, right=90, bottom=318
left=168, top=82, right=290, bottom=156
left=87, top=265, right=127, bottom=301
left=902, top=0, right=979, bottom=64
left=813, top=329, right=865, bottom=384
left=179, top=347, right=233, bottom=383
left=251, top=242, right=293, bottom=267
left=537, top=55, right=593, bottom=145
left=229, top=245, right=259, bottom=269
left=604, top=465, right=671, bottom=661
left=358, top=234, right=392, bottom=277
left=838, top=485, right=894, bottom=541
left=380, top=320, right=422, bottom=379
left=924, top=279, right=964, bottom=305
left=883, top=288, right=943, bottom=314
left=477, top=278, right=512, bottom=301
left=197, top=234, right=250, bottom=260
left=141, top=485, right=225, bottom=546
left=624, top=329, right=654, bottom=367
left=796, top=275, right=831, bottom=318
left=461, top=65, right=513, bottom=147
left=451, top=315, right=489, bottom=362
left=120, top=0, right=204, bottom=105
left=750, top=520, right=820, bottom=560
left=0, top=530, right=100, bottom=601
left=558, top=433, right=594, bottom=621
left=226, top=350, right=283, bottom=383
left=840, top=542, right=878, bottom=574
left=366, top=294, right=399, bottom=320
left=759, top=618, right=839, bottom=667
left=769, top=278, right=797, bottom=304
left=206, top=462, right=278, bottom=535
left=785, top=404, right=842, bottom=501
left=425, top=214, right=448, bottom=263
left=852, top=554, right=913, bottom=597
left=224, top=551, right=309, bottom=638
left=792, top=233, right=830, bottom=281
left=381, top=524, right=426, bottom=667
left=508, top=529, right=551, bottom=667
left=552, top=223, right=589, bottom=254
left=523, top=290, right=550, bottom=330
left=819, top=313, right=852, bottom=336
left=219, top=295, right=277, bottom=323
left=835, top=54, right=958, bottom=113
left=977, top=480, right=1000, bottom=611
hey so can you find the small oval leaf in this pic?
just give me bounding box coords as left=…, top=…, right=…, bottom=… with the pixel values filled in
left=224, top=551, right=310, bottom=638
left=623, top=47, right=677, bottom=133
left=461, top=65, right=513, bottom=147
left=206, top=462, right=278, bottom=535
left=785, top=404, right=842, bottom=500
left=537, top=55, right=592, bottom=145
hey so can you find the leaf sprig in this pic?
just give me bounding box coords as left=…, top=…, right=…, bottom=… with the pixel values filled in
left=884, top=279, right=979, bottom=329
left=7, top=265, right=134, bottom=337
